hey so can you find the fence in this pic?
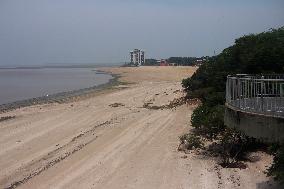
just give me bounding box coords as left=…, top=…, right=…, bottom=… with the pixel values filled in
left=226, top=74, right=284, bottom=118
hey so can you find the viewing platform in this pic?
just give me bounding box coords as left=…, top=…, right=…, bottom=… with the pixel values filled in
left=224, top=74, right=284, bottom=143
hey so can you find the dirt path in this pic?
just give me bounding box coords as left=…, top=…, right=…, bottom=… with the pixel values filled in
left=0, top=66, right=278, bottom=189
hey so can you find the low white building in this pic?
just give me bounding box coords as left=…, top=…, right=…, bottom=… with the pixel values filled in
left=130, top=49, right=145, bottom=66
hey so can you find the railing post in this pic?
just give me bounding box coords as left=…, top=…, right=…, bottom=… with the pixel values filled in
left=238, top=77, right=241, bottom=108
left=261, top=75, right=264, bottom=112
left=226, top=76, right=229, bottom=103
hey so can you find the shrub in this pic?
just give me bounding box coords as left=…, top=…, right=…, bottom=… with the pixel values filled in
left=268, top=146, right=284, bottom=183
left=219, top=129, right=248, bottom=165
left=191, top=105, right=208, bottom=130
left=191, top=104, right=225, bottom=139
left=218, top=128, right=265, bottom=167
left=178, top=133, right=204, bottom=151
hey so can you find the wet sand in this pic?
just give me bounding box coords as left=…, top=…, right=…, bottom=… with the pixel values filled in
left=0, top=66, right=279, bottom=189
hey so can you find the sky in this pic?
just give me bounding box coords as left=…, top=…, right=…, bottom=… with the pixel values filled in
left=0, top=0, right=283, bottom=66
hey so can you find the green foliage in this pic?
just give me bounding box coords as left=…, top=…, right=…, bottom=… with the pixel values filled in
left=190, top=105, right=207, bottom=130
left=191, top=104, right=225, bottom=138
left=144, top=59, right=158, bottom=66
left=168, top=57, right=197, bottom=66
left=183, top=27, right=284, bottom=138
left=179, top=133, right=204, bottom=150
left=219, top=129, right=262, bottom=165
left=168, top=56, right=209, bottom=66
left=204, top=128, right=265, bottom=168
left=219, top=129, right=247, bottom=165
left=182, top=27, right=284, bottom=180
left=268, top=146, right=284, bottom=183
left=268, top=143, right=281, bottom=154
left=183, top=27, right=284, bottom=97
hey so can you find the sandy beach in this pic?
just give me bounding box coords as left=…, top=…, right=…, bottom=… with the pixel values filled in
left=0, top=66, right=278, bottom=189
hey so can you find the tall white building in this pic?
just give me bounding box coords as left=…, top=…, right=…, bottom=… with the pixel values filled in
left=130, top=49, right=145, bottom=66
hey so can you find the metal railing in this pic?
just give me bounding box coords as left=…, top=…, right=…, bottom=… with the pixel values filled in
left=226, top=74, right=284, bottom=118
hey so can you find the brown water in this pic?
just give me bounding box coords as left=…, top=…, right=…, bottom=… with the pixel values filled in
left=0, top=67, right=113, bottom=105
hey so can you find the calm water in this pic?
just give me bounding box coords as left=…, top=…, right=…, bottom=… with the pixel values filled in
left=0, top=67, right=113, bottom=105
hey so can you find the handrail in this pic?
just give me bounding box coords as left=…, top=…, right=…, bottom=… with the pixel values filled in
left=226, top=74, right=284, bottom=118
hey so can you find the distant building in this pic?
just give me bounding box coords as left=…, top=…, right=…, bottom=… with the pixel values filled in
left=158, top=59, right=169, bottom=66
left=195, top=59, right=203, bottom=66
left=194, top=57, right=209, bottom=66
left=130, top=49, right=145, bottom=66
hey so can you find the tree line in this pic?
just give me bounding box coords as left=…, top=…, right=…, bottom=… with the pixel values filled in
left=144, top=57, right=209, bottom=66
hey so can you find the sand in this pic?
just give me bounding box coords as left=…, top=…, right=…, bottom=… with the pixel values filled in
left=0, top=66, right=279, bottom=189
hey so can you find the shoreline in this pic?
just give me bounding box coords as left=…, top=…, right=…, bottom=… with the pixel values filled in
left=0, top=66, right=277, bottom=189
left=0, top=69, right=123, bottom=113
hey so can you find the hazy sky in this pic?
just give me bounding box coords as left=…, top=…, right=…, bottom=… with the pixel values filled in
left=0, top=0, right=283, bottom=66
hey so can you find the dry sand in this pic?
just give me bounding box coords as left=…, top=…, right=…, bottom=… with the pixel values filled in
left=0, top=66, right=279, bottom=189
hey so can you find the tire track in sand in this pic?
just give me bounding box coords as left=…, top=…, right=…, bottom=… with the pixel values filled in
left=1, top=119, right=115, bottom=189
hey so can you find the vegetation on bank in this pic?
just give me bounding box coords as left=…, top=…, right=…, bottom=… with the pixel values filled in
left=143, top=57, right=209, bottom=66
left=144, top=59, right=159, bottom=66
left=167, top=57, right=209, bottom=66
left=181, top=27, right=284, bottom=180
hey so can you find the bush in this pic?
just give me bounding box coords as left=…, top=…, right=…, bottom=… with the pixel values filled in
left=191, top=105, right=208, bottom=130
left=268, top=146, right=284, bottom=183
left=191, top=104, right=225, bottom=139
left=178, top=133, right=204, bottom=151
left=219, top=129, right=248, bottom=165
left=217, top=128, right=265, bottom=167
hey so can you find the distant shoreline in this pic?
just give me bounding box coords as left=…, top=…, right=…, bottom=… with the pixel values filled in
left=0, top=69, right=122, bottom=113
left=0, top=64, right=122, bottom=70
